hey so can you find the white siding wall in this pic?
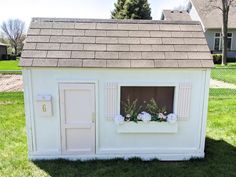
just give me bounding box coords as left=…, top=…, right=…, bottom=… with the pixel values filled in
left=23, top=68, right=210, bottom=160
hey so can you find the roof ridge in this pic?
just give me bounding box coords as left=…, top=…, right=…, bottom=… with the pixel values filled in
left=31, top=17, right=201, bottom=25
left=163, top=9, right=189, bottom=12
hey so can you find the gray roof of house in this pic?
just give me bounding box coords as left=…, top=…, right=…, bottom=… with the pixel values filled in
left=191, top=0, right=236, bottom=29
left=161, top=10, right=192, bottom=21
left=0, top=42, right=8, bottom=46
left=20, top=18, right=213, bottom=68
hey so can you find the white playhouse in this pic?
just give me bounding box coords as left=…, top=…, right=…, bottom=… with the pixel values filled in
left=21, top=18, right=214, bottom=161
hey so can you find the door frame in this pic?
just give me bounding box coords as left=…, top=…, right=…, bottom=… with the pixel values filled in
left=58, top=81, right=98, bottom=155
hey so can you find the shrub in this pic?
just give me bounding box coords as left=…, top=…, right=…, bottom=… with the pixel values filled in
left=212, top=54, right=222, bottom=64
left=227, top=57, right=236, bottom=63
left=7, top=54, right=17, bottom=60
left=212, top=54, right=236, bottom=64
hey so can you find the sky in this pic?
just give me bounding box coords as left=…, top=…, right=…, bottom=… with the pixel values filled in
left=0, top=0, right=187, bottom=29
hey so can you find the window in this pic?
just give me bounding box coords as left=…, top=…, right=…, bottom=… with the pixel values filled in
left=120, top=86, right=175, bottom=116
left=214, top=33, right=221, bottom=51
left=227, top=33, right=232, bottom=50
left=214, top=32, right=233, bottom=51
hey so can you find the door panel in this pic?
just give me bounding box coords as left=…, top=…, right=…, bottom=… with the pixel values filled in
left=59, top=83, right=95, bottom=155
left=65, top=129, right=94, bottom=153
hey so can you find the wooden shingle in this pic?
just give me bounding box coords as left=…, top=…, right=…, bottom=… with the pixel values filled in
left=21, top=18, right=213, bottom=68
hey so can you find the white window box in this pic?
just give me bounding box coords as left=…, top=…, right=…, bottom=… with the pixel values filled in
left=117, top=122, right=178, bottom=134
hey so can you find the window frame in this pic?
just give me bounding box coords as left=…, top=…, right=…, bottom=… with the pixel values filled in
left=213, top=32, right=221, bottom=51
left=213, top=32, right=233, bottom=51
left=117, top=82, right=179, bottom=116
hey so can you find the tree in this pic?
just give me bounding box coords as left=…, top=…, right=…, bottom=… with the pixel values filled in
left=1, top=19, right=25, bottom=57
left=205, top=0, right=236, bottom=65
left=111, top=0, right=152, bottom=20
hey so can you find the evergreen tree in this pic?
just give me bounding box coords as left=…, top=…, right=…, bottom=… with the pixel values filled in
left=111, top=0, right=152, bottom=20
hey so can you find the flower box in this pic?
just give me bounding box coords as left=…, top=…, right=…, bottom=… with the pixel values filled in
left=117, top=122, right=178, bottom=134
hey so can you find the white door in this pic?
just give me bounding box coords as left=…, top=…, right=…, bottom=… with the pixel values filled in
left=59, top=83, right=96, bottom=155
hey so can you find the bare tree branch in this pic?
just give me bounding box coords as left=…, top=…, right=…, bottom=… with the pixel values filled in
left=211, top=4, right=223, bottom=11
left=1, top=19, right=25, bottom=56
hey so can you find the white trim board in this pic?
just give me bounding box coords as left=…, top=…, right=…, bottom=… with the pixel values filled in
left=29, top=152, right=205, bottom=161
left=117, top=82, right=179, bottom=117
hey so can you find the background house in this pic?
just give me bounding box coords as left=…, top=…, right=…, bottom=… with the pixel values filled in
left=0, top=42, right=8, bottom=59
left=161, top=10, right=192, bottom=21
left=187, top=0, right=236, bottom=59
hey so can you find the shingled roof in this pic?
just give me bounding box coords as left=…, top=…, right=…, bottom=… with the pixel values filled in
left=20, top=18, right=213, bottom=68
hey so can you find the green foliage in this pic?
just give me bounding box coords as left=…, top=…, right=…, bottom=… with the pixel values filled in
left=122, top=98, right=142, bottom=122
left=146, top=98, right=166, bottom=115
left=145, top=98, right=167, bottom=121
left=111, top=0, right=152, bottom=20
left=145, top=98, right=159, bottom=116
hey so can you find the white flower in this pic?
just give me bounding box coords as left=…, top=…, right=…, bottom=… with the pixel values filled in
left=167, top=113, right=177, bottom=124
left=114, top=115, right=125, bottom=125
left=138, top=111, right=151, bottom=123
left=137, top=113, right=142, bottom=120
left=158, top=113, right=166, bottom=120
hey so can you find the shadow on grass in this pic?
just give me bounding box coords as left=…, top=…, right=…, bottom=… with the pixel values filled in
left=34, top=138, right=236, bottom=177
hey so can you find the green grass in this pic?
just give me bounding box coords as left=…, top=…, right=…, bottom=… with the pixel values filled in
left=211, top=63, right=236, bottom=84
left=0, top=59, right=21, bottom=71
left=207, top=89, right=236, bottom=145
left=0, top=92, right=44, bottom=176
left=211, top=62, right=236, bottom=84
left=0, top=90, right=236, bottom=177
left=214, top=62, right=236, bottom=68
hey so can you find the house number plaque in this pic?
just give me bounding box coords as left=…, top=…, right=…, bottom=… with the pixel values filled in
left=37, top=95, right=53, bottom=117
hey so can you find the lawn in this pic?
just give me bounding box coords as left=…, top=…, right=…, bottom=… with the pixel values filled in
left=0, top=59, right=21, bottom=71
left=0, top=90, right=236, bottom=177
left=211, top=63, right=236, bottom=84
left=214, top=62, right=236, bottom=68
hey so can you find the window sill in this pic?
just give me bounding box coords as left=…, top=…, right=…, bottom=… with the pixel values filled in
left=117, top=122, right=178, bottom=134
